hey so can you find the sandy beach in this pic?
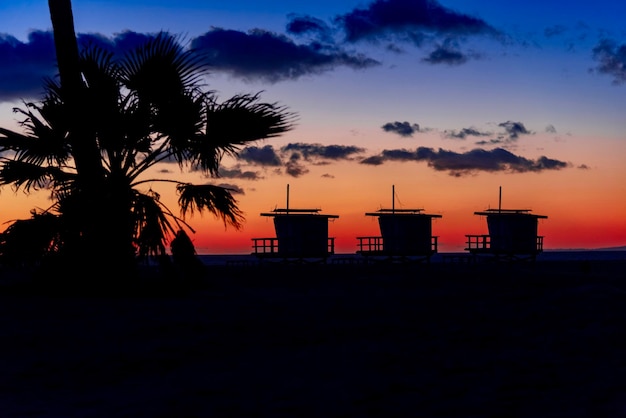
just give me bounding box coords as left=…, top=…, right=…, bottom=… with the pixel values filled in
left=1, top=255, right=626, bottom=417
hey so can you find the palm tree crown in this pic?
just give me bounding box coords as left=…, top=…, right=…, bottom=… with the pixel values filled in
left=0, top=33, right=296, bottom=270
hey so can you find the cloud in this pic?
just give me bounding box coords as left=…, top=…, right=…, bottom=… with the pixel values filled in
left=422, top=43, right=468, bottom=65
left=360, top=146, right=570, bottom=176
left=475, top=138, right=507, bottom=146
left=498, top=120, right=532, bottom=140
left=334, top=0, right=500, bottom=54
left=443, top=127, right=492, bottom=139
left=0, top=27, right=379, bottom=102
left=381, top=121, right=421, bottom=137
left=216, top=183, right=245, bottom=195
left=234, top=143, right=365, bottom=177
left=0, top=30, right=178, bottom=103
left=280, top=143, right=366, bottom=160
left=190, top=27, right=379, bottom=83
left=284, top=152, right=309, bottom=177
left=591, top=38, right=626, bottom=85
left=218, top=166, right=263, bottom=180
left=286, top=14, right=335, bottom=43
left=360, top=155, right=385, bottom=165
left=0, top=31, right=57, bottom=102
left=237, top=145, right=283, bottom=166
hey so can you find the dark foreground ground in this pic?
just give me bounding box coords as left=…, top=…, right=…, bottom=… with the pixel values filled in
left=1, top=259, right=626, bottom=417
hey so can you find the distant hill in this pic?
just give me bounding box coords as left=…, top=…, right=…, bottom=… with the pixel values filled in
left=595, top=245, right=626, bottom=251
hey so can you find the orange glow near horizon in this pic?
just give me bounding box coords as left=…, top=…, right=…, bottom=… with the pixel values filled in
left=187, top=193, right=626, bottom=254
left=0, top=133, right=625, bottom=255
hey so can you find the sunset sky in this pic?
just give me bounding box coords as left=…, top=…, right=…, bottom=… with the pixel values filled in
left=1, top=0, right=625, bottom=254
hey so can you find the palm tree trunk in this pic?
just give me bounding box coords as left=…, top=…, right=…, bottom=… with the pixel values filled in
left=48, top=0, right=104, bottom=179
left=48, top=0, right=134, bottom=277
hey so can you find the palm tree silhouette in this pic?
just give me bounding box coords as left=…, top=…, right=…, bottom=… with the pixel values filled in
left=0, top=24, right=295, bottom=277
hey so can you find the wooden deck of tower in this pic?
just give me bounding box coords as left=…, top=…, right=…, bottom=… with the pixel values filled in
left=356, top=186, right=442, bottom=264
left=251, top=185, right=339, bottom=264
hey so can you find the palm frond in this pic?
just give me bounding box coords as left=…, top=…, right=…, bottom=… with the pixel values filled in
left=155, top=91, right=206, bottom=162
left=132, top=190, right=180, bottom=257
left=0, top=159, right=73, bottom=192
left=0, top=210, right=62, bottom=267
left=206, top=92, right=297, bottom=145
left=188, top=93, right=296, bottom=175
left=120, top=32, right=207, bottom=105
left=79, top=44, right=126, bottom=153
left=0, top=107, right=72, bottom=167
left=177, top=183, right=244, bottom=229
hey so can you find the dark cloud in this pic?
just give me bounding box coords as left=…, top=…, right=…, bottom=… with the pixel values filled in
left=238, top=145, right=283, bottom=166
left=591, top=38, right=626, bottom=85
left=0, top=27, right=379, bottom=102
left=475, top=138, right=506, bottom=146
left=498, top=120, right=532, bottom=140
left=235, top=143, right=365, bottom=177
left=190, top=27, right=379, bottom=83
left=285, top=152, right=309, bottom=177
left=545, top=124, right=557, bottom=134
left=218, top=167, right=263, bottom=180
left=0, top=31, right=57, bottom=102
left=286, top=14, right=334, bottom=43
left=382, top=121, right=421, bottom=137
left=216, top=183, right=245, bottom=195
left=360, top=155, right=385, bottom=165
left=77, top=30, right=161, bottom=57
left=335, top=0, right=499, bottom=45
left=280, top=143, right=366, bottom=160
left=216, top=183, right=246, bottom=194
left=422, top=43, right=468, bottom=65
left=360, top=146, right=570, bottom=176
left=443, top=127, right=491, bottom=139
left=0, top=30, right=176, bottom=102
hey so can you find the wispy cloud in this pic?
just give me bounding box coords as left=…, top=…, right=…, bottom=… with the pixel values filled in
left=381, top=121, right=422, bottom=137
left=591, top=38, right=626, bottom=85
left=217, top=167, right=263, bottom=180
left=280, top=143, right=366, bottom=160
left=216, top=183, right=245, bottom=195
left=361, top=147, right=569, bottom=177
left=226, top=140, right=574, bottom=178
left=443, top=127, right=492, bottom=140
left=498, top=120, right=533, bottom=140
left=422, top=42, right=470, bottom=65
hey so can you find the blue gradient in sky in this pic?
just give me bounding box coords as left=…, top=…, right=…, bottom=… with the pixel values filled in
left=2, top=0, right=625, bottom=170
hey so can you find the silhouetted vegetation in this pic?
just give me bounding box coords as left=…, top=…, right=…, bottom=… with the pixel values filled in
left=0, top=1, right=296, bottom=279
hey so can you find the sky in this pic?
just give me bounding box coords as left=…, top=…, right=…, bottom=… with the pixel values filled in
left=1, top=0, right=625, bottom=254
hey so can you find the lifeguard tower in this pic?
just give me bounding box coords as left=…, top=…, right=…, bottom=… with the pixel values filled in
left=465, top=187, right=547, bottom=262
left=251, top=185, right=339, bottom=263
left=356, top=186, right=442, bottom=263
